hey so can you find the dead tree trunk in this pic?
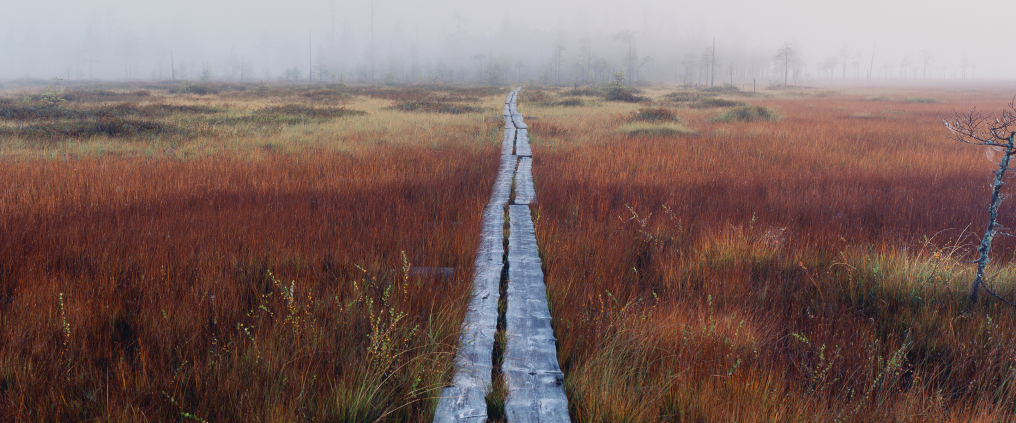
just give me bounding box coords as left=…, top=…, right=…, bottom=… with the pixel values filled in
left=971, top=134, right=1014, bottom=303
left=945, top=101, right=1016, bottom=307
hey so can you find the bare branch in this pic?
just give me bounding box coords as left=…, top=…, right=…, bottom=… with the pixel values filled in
left=948, top=97, right=1016, bottom=307
left=979, top=281, right=1016, bottom=309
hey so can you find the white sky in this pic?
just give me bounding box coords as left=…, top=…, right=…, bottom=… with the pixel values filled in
left=3, top=0, right=1016, bottom=79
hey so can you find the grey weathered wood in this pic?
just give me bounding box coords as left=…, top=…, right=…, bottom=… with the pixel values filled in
left=492, top=154, right=516, bottom=203
left=515, top=129, right=531, bottom=158
left=514, top=157, right=535, bottom=205
left=503, top=205, right=569, bottom=423
left=438, top=87, right=569, bottom=423
left=510, top=113, right=528, bottom=129
left=410, top=267, right=456, bottom=278
left=503, top=134, right=516, bottom=156
left=434, top=90, right=520, bottom=422
left=515, top=129, right=530, bottom=157
left=516, top=141, right=532, bottom=157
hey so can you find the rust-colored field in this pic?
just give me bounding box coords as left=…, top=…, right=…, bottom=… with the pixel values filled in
left=0, top=83, right=504, bottom=421
left=7, top=81, right=1016, bottom=422
left=526, top=84, right=1016, bottom=421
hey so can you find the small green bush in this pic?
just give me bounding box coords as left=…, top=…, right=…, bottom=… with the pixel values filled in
left=663, top=92, right=699, bottom=103
left=0, top=118, right=182, bottom=140
left=620, top=122, right=697, bottom=137
left=211, top=106, right=366, bottom=126
left=904, top=97, right=941, bottom=104
left=0, top=102, right=220, bottom=121
left=168, top=81, right=220, bottom=95
left=562, top=88, right=600, bottom=97
left=602, top=86, right=649, bottom=103
left=390, top=101, right=484, bottom=114
left=701, top=85, right=740, bottom=93
left=712, top=105, right=780, bottom=122
left=60, top=89, right=151, bottom=103
left=865, top=95, right=893, bottom=101
left=691, top=98, right=745, bottom=109
left=631, top=107, right=679, bottom=123
left=554, top=98, right=584, bottom=107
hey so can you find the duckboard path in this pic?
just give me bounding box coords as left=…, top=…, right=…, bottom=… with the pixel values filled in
left=434, top=88, right=569, bottom=423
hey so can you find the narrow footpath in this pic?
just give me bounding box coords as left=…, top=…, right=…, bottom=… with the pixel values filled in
left=434, top=89, right=569, bottom=422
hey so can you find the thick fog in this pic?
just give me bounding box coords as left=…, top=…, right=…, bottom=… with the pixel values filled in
left=3, top=0, right=1015, bottom=84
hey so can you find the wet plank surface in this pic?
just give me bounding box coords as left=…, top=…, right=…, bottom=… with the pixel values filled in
left=515, top=128, right=531, bottom=157
left=514, top=157, right=535, bottom=205
left=503, top=205, right=569, bottom=423
left=434, top=89, right=521, bottom=422
left=437, top=87, right=567, bottom=423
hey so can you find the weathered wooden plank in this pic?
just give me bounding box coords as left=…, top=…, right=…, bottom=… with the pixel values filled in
left=432, top=203, right=504, bottom=422
left=515, top=136, right=531, bottom=158
left=511, top=113, right=528, bottom=129
left=503, top=205, right=569, bottom=423
left=409, top=267, right=456, bottom=278
left=514, top=157, right=535, bottom=205
left=434, top=92, right=519, bottom=421
left=502, top=132, right=515, bottom=156
left=438, top=87, right=569, bottom=423
left=515, top=129, right=530, bottom=157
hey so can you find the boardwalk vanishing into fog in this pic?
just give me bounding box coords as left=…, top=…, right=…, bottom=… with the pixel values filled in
left=434, top=89, right=569, bottom=423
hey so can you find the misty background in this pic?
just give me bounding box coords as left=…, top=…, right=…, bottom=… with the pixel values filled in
left=3, top=0, right=1014, bottom=85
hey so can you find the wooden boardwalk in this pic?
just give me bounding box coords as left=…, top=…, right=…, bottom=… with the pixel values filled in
left=434, top=88, right=569, bottom=423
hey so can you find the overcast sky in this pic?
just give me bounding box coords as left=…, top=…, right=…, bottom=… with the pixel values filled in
left=3, top=0, right=1015, bottom=81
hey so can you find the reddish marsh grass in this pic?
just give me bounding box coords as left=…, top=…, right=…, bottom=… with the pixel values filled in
left=0, top=84, right=504, bottom=421
left=528, top=85, right=1016, bottom=421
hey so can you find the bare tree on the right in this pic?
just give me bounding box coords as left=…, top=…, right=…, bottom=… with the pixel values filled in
left=944, top=99, right=1016, bottom=307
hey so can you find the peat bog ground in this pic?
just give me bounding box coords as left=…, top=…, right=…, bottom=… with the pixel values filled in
left=5, top=79, right=1016, bottom=422
left=0, top=81, right=505, bottom=421
left=524, top=83, right=1016, bottom=421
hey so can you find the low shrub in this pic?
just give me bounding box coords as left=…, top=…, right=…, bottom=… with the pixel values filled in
left=0, top=118, right=182, bottom=140
left=301, top=88, right=351, bottom=103
left=904, top=97, right=942, bottom=104
left=712, top=105, right=780, bottom=122
left=210, top=106, right=365, bottom=126
left=701, top=84, right=740, bottom=93
left=390, top=101, right=484, bottom=114
left=663, top=92, right=699, bottom=103
left=168, top=82, right=220, bottom=95
left=850, top=112, right=880, bottom=119
left=630, top=107, right=679, bottom=123
left=602, top=85, right=649, bottom=103
left=554, top=98, right=585, bottom=107
left=0, top=102, right=220, bottom=121
left=691, top=98, right=745, bottom=109
left=620, top=122, right=697, bottom=137
left=0, top=103, right=77, bottom=120
left=518, top=89, right=555, bottom=106
left=60, top=89, right=151, bottom=102
left=256, top=105, right=365, bottom=119
left=562, top=88, right=600, bottom=97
